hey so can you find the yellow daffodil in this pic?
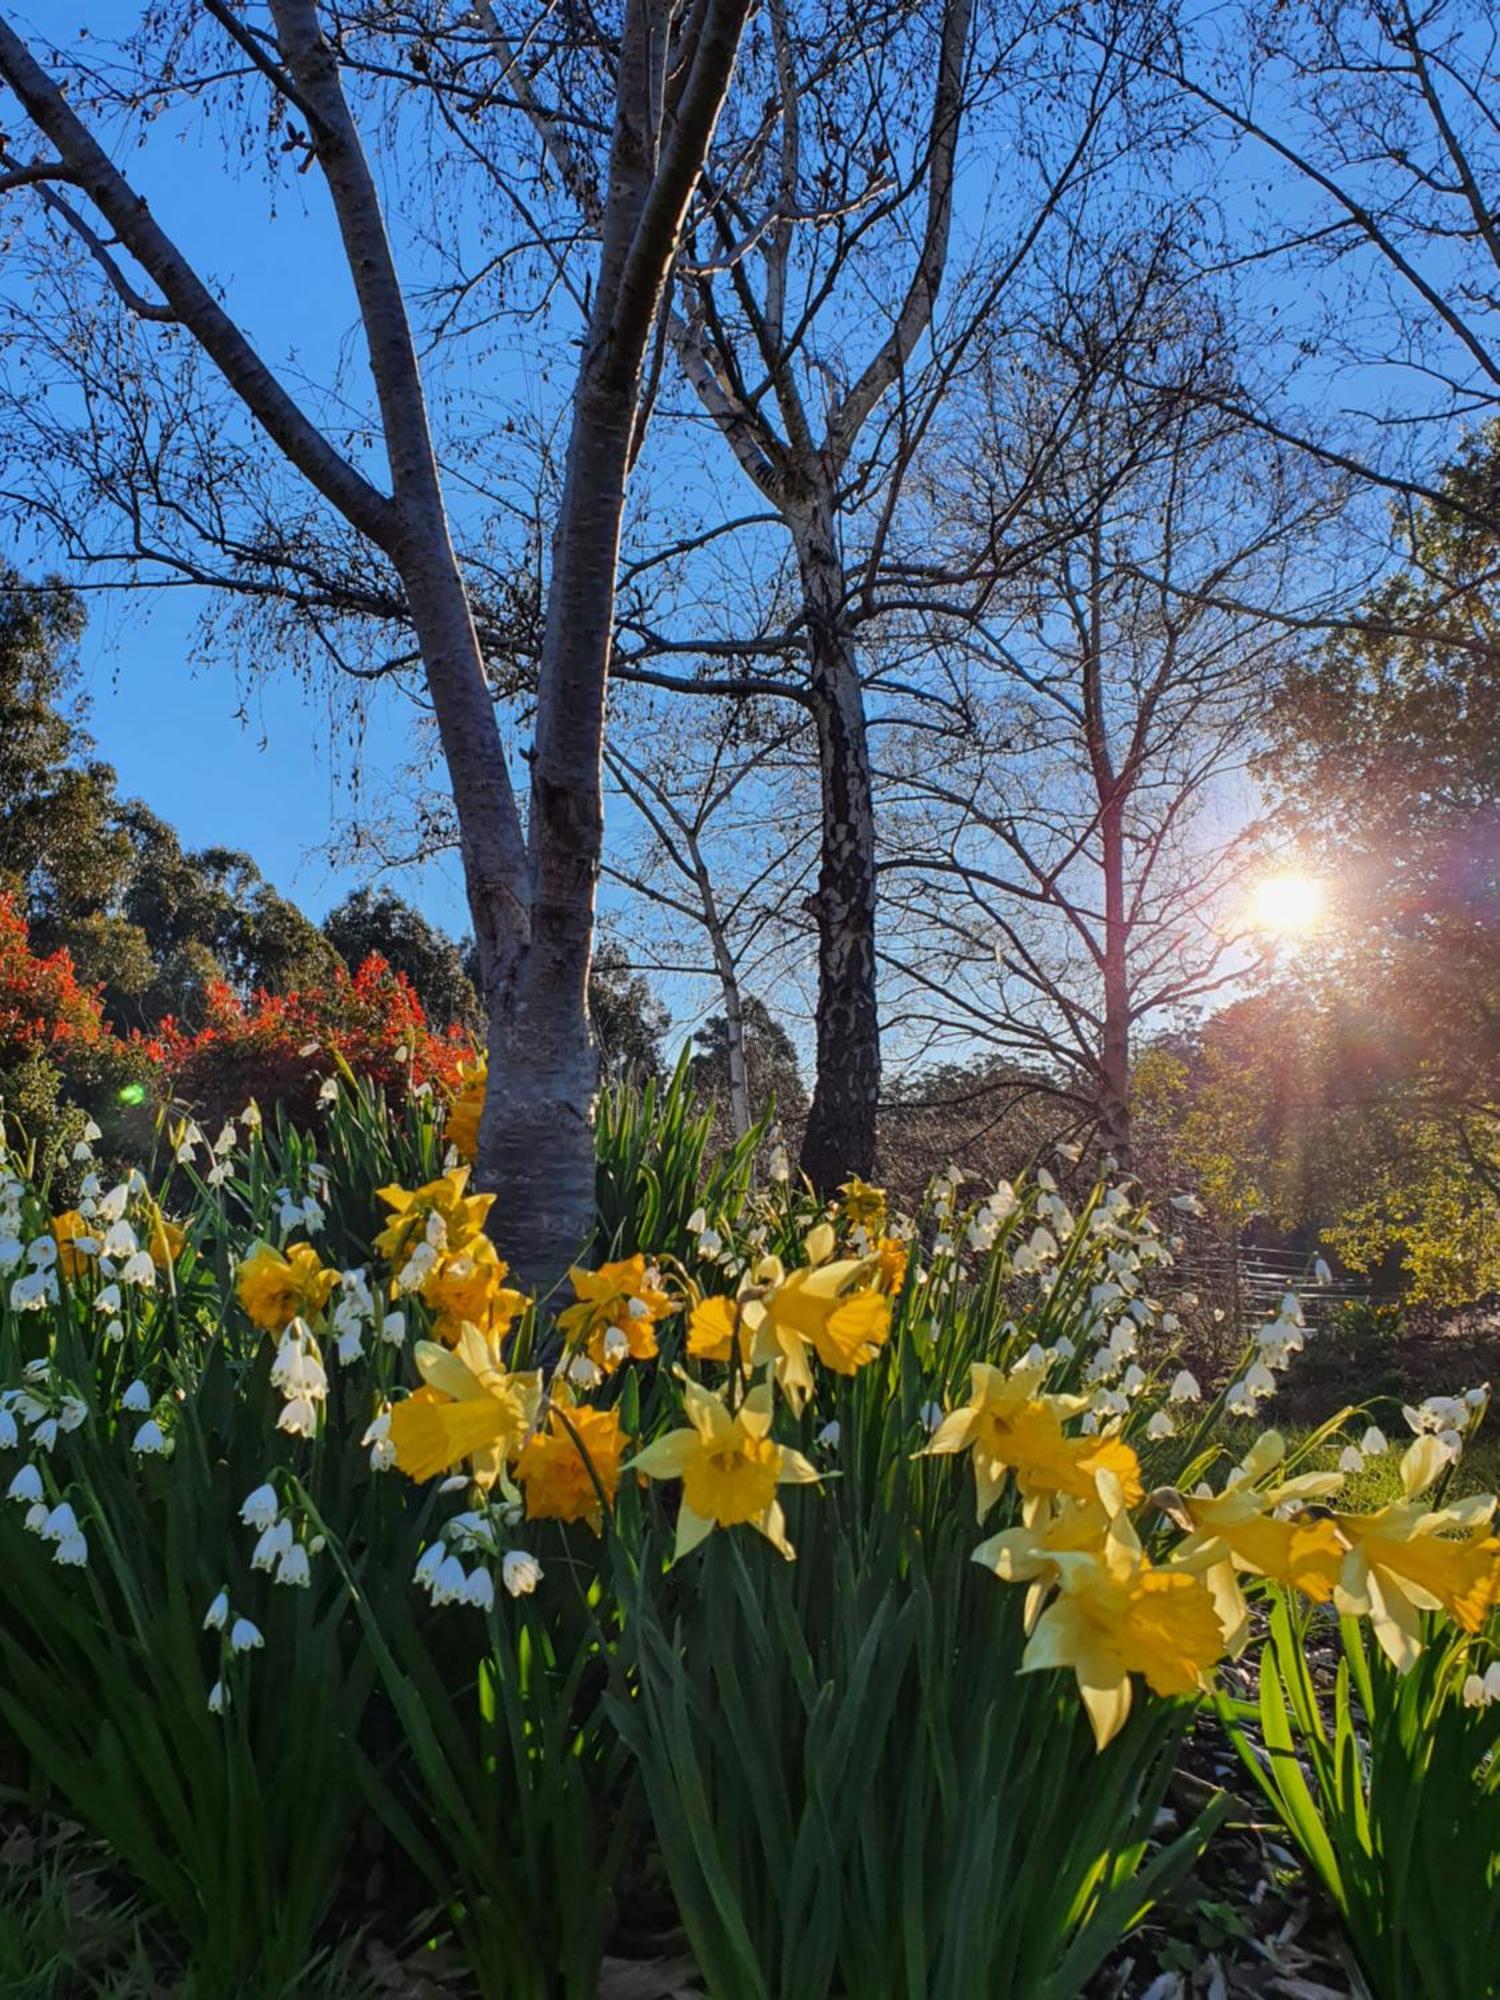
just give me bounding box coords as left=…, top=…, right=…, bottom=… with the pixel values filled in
left=629, top=1379, right=819, bottom=1561
left=744, top=1229, right=891, bottom=1410
left=925, top=1362, right=1144, bottom=1520
left=1158, top=1432, right=1346, bottom=1654
left=147, top=1207, right=186, bottom=1272
left=686, top=1292, right=754, bottom=1366
left=1334, top=1434, right=1500, bottom=1670
left=445, top=1055, right=487, bottom=1163
left=973, top=1495, right=1113, bottom=1630
left=236, top=1240, right=337, bottom=1333
left=838, top=1177, right=887, bottom=1231
left=516, top=1400, right=628, bottom=1531
left=873, top=1236, right=909, bottom=1296
left=51, top=1209, right=98, bottom=1281
left=387, top=1325, right=542, bottom=1489
left=374, top=1168, right=493, bottom=1266
left=421, top=1237, right=528, bottom=1344
left=557, top=1255, right=675, bottom=1374
left=1017, top=1513, right=1226, bottom=1749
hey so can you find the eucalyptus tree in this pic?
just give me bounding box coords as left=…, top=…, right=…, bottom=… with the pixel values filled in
left=0, top=0, right=755, bottom=1281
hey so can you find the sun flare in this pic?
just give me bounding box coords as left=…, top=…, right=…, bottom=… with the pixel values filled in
left=1250, top=871, right=1325, bottom=937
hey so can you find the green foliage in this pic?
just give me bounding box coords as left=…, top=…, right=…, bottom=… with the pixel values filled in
left=1225, top=1599, right=1500, bottom=2000
left=688, top=994, right=806, bottom=1129
left=612, top=1519, right=1222, bottom=2000
left=594, top=1050, right=760, bottom=1261
left=324, top=886, right=482, bottom=1032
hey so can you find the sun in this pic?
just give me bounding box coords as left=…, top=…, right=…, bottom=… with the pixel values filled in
left=1250, top=871, right=1325, bottom=937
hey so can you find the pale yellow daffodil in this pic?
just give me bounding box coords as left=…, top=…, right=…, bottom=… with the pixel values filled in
left=1017, top=1512, right=1225, bottom=1750
left=1157, top=1432, right=1346, bottom=1655
left=1334, top=1433, right=1500, bottom=1671
left=388, top=1324, right=542, bottom=1489
left=972, top=1495, right=1113, bottom=1631
left=744, top=1233, right=891, bottom=1410
left=629, top=1379, right=819, bottom=1562
left=925, top=1362, right=1144, bottom=1520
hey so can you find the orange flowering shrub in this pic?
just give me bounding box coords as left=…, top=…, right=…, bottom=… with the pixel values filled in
left=149, top=954, right=474, bottom=1126
left=0, top=894, right=147, bottom=1145
left=0, top=893, right=116, bottom=1056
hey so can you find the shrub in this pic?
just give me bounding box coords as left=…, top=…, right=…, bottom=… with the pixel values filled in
left=147, top=954, right=473, bottom=1130
left=1226, top=1593, right=1500, bottom=2000
left=0, top=893, right=148, bottom=1173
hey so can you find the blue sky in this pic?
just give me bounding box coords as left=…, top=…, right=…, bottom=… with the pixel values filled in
left=25, top=2, right=479, bottom=934
left=5, top=3, right=1474, bottom=1043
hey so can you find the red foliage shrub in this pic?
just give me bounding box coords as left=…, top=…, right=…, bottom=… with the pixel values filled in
left=0, top=894, right=149, bottom=1153
left=150, top=953, right=475, bottom=1128
left=0, top=893, right=115, bottom=1053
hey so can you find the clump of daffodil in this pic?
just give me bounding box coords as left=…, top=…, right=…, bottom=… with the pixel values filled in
left=1010, top=1510, right=1226, bottom=1750
left=445, top=1054, right=487, bottom=1164
left=557, top=1254, right=675, bottom=1374
left=1333, top=1432, right=1500, bottom=1671
left=375, top=1167, right=494, bottom=1267
left=236, top=1240, right=338, bottom=1334
left=375, top=1167, right=527, bottom=1344
left=516, top=1392, right=628, bottom=1532
left=421, top=1236, right=529, bottom=1345
left=1155, top=1431, right=1346, bottom=1655
left=388, top=1324, right=543, bottom=1489
left=630, top=1378, right=819, bottom=1561
left=925, top=1360, right=1144, bottom=1520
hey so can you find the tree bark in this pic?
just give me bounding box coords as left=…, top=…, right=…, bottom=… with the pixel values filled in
left=479, top=0, right=755, bottom=1283
left=794, top=502, right=881, bottom=1189
left=1098, top=790, right=1131, bottom=1169
left=479, top=385, right=636, bottom=1284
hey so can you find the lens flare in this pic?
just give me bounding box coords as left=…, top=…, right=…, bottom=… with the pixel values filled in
left=1250, top=872, right=1325, bottom=937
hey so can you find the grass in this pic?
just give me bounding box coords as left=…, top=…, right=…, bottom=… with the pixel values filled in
left=0, top=1820, right=420, bottom=2000
left=0, top=1823, right=150, bottom=1998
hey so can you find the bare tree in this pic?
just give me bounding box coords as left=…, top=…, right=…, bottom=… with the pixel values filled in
left=0, top=0, right=754, bottom=1281
left=603, top=695, right=815, bottom=1137
left=881, top=233, right=1340, bottom=1164
left=1121, top=0, right=1500, bottom=546
left=454, top=0, right=1142, bottom=1185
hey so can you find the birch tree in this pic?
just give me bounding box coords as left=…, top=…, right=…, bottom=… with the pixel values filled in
left=0, top=0, right=754, bottom=1282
